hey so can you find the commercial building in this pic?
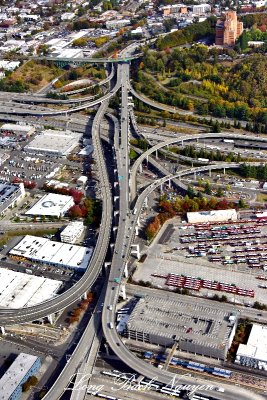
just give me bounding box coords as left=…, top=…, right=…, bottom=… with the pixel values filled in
left=10, top=235, right=93, bottom=270
left=235, top=324, right=267, bottom=370
left=60, top=221, right=84, bottom=244
left=0, top=182, right=25, bottom=216
left=0, top=269, right=62, bottom=308
left=192, top=4, right=211, bottom=14
left=24, top=129, right=81, bottom=156
left=25, top=193, right=74, bottom=218
left=106, top=19, right=130, bottom=29
left=0, top=353, right=41, bottom=400
left=187, top=209, right=238, bottom=224
left=160, top=3, right=187, bottom=15
left=77, top=175, right=88, bottom=186
left=215, top=11, right=243, bottom=46
left=0, top=123, right=35, bottom=137
left=124, top=296, right=237, bottom=360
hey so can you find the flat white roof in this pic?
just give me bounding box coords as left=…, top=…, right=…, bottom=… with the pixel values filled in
left=25, top=193, right=74, bottom=217
left=0, top=269, right=62, bottom=308
left=61, top=221, right=84, bottom=236
left=0, top=353, right=39, bottom=399
left=24, top=129, right=81, bottom=155
left=10, top=235, right=93, bottom=270
left=187, top=209, right=237, bottom=223
left=237, top=324, right=267, bottom=362
left=0, top=123, right=34, bottom=133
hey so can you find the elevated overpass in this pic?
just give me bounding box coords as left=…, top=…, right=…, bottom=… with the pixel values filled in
left=34, top=54, right=141, bottom=67
left=0, top=101, right=113, bottom=325
left=130, top=132, right=267, bottom=203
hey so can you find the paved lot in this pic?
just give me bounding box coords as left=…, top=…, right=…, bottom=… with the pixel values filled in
left=133, top=218, right=267, bottom=305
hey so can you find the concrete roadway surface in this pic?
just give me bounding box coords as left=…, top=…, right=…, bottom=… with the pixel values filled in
left=102, top=146, right=265, bottom=400
left=42, top=281, right=107, bottom=400
left=125, top=284, right=267, bottom=326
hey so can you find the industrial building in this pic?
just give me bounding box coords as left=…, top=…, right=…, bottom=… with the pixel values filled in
left=25, top=193, right=74, bottom=218
left=10, top=235, right=93, bottom=270
left=0, top=181, right=25, bottom=215
left=235, top=324, right=267, bottom=370
left=0, top=269, right=62, bottom=308
left=60, top=221, right=84, bottom=244
left=24, top=129, right=81, bottom=156
left=0, top=353, right=41, bottom=400
left=0, top=123, right=35, bottom=137
left=187, top=209, right=238, bottom=224
left=124, top=296, right=237, bottom=360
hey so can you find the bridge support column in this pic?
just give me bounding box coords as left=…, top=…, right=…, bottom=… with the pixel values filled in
left=160, top=184, right=163, bottom=194
left=48, top=314, right=54, bottom=325
left=131, top=244, right=140, bottom=260
left=144, top=197, right=148, bottom=208
left=114, top=196, right=119, bottom=202
left=120, top=284, right=126, bottom=300
left=113, top=226, right=118, bottom=235
left=181, top=140, right=183, bottom=146
left=209, top=168, right=212, bottom=177
left=146, top=155, right=149, bottom=166
left=155, top=150, right=158, bottom=159
left=168, top=179, right=171, bottom=189
left=114, top=211, right=119, bottom=217
left=104, top=343, right=110, bottom=356
left=135, top=226, right=139, bottom=236
left=0, top=327, right=6, bottom=335
left=104, top=262, right=111, bottom=269
left=110, top=243, right=114, bottom=253
left=114, top=168, right=117, bottom=175
left=114, top=182, right=118, bottom=188
left=223, top=168, right=226, bottom=175
left=139, top=164, right=143, bottom=173
left=137, top=217, right=141, bottom=227
left=124, top=263, right=129, bottom=278
left=194, top=171, right=196, bottom=180
left=83, top=292, right=87, bottom=300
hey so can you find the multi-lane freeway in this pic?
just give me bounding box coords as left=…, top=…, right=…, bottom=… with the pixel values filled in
left=0, top=45, right=265, bottom=400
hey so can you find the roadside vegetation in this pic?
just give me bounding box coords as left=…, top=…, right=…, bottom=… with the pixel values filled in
left=228, top=319, right=252, bottom=361
left=0, top=60, right=62, bottom=92
left=133, top=45, right=267, bottom=125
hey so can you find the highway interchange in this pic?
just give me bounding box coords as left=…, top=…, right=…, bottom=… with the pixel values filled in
left=0, top=44, right=266, bottom=400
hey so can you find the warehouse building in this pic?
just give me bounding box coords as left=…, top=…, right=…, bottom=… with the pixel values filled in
left=24, top=129, right=81, bottom=156
left=25, top=193, right=74, bottom=218
left=0, top=353, right=41, bottom=400
left=0, top=123, right=35, bottom=137
left=0, top=181, right=25, bottom=215
left=0, top=269, right=62, bottom=308
left=187, top=209, right=238, bottom=224
left=235, top=324, right=267, bottom=370
left=60, top=221, right=84, bottom=244
left=124, top=296, right=237, bottom=360
left=10, top=235, right=93, bottom=270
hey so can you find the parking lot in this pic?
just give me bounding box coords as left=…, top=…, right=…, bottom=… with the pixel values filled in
left=133, top=217, right=267, bottom=305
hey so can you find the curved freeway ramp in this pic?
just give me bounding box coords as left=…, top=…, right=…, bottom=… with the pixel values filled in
left=130, top=132, right=267, bottom=203
left=0, top=102, right=113, bottom=325
left=102, top=162, right=265, bottom=400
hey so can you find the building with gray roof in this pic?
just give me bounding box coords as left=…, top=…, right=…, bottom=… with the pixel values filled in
left=124, top=296, right=237, bottom=360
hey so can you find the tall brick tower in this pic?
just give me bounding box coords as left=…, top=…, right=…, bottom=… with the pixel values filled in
left=215, top=11, right=243, bottom=46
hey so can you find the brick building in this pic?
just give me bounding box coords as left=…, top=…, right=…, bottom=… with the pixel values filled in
left=215, top=11, right=243, bottom=46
